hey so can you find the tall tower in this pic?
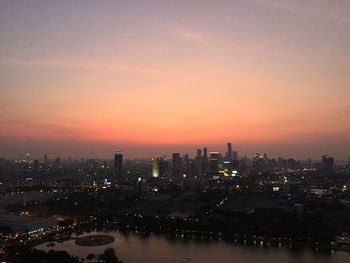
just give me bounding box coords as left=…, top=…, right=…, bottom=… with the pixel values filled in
left=227, top=143, right=232, bottom=161
left=203, top=148, right=208, bottom=159
left=114, top=151, right=123, bottom=180
left=209, top=152, right=219, bottom=174
left=172, top=153, right=182, bottom=179
left=152, top=158, right=160, bottom=178
left=203, top=147, right=208, bottom=173
left=195, top=149, right=203, bottom=176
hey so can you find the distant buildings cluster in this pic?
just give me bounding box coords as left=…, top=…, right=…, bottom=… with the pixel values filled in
left=112, top=143, right=239, bottom=182
left=110, top=143, right=341, bottom=183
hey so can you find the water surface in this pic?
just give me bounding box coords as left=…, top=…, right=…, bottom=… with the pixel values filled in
left=36, top=231, right=350, bottom=263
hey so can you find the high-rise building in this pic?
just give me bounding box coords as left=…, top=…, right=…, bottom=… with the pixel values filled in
left=321, top=154, right=334, bottom=174
left=195, top=149, right=203, bottom=176
left=43, top=154, right=48, bottom=164
left=227, top=143, right=232, bottom=161
left=203, top=148, right=208, bottom=159
left=172, top=153, right=182, bottom=178
left=152, top=157, right=168, bottom=178
left=209, top=152, right=219, bottom=174
left=152, top=158, right=160, bottom=178
left=232, top=151, right=238, bottom=160
left=253, top=153, right=265, bottom=171
left=183, top=154, right=194, bottom=177
left=203, top=147, right=208, bottom=173
left=114, top=151, right=123, bottom=180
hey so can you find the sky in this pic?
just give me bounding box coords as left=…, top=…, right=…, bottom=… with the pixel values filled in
left=1, top=0, right=350, bottom=160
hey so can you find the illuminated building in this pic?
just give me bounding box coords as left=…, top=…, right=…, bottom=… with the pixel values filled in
left=152, top=158, right=160, bottom=178
left=253, top=153, right=265, bottom=171
left=152, top=157, right=168, bottom=178
left=209, top=152, right=219, bottom=174
left=183, top=154, right=194, bottom=177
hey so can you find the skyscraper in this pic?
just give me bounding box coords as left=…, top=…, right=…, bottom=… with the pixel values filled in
left=203, top=147, right=208, bottom=174
left=114, top=151, right=123, bottom=180
left=195, top=149, right=203, bottom=176
left=321, top=154, right=334, bottom=174
left=152, top=158, right=160, bottom=178
left=152, top=157, right=168, bottom=178
left=227, top=143, right=232, bottom=161
left=172, top=153, right=182, bottom=178
left=209, top=152, right=219, bottom=174
left=203, top=148, right=208, bottom=159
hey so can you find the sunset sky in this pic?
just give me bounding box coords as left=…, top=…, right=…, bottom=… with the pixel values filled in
left=1, top=0, right=350, bottom=160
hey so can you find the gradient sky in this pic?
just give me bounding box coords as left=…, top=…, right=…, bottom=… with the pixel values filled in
left=1, top=0, right=350, bottom=160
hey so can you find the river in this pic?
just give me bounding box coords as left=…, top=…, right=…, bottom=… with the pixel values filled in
left=36, top=231, right=350, bottom=263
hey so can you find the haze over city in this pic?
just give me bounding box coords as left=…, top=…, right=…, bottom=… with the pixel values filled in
left=2, top=1, right=350, bottom=263
left=1, top=0, right=350, bottom=160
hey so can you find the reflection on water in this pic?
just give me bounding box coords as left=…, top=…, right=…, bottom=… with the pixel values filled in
left=36, top=231, right=350, bottom=263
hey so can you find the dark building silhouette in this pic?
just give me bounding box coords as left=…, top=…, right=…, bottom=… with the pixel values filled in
left=203, top=147, right=208, bottom=173
left=114, top=151, right=123, bottom=180
left=227, top=143, right=232, bottom=161
left=253, top=153, right=265, bottom=172
left=195, top=149, right=203, bottom=176
left=172, top=153, right=182, bottom=178
left=54, top=156, right=61, bottom=167
left=32, top=159, right=39, bottom=174
left=321, top=154, right=334, bottom=174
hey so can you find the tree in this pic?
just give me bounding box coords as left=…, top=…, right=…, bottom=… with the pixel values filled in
left=98, top=248, right=123, bottom=263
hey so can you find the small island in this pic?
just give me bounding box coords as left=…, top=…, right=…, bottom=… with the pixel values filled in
left=75, top=235, right=115, bottom=246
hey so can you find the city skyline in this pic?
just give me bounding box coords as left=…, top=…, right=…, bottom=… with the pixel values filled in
left=1, top=0, right=350, bottom=159
left=2, top=143, right=344, bottom=162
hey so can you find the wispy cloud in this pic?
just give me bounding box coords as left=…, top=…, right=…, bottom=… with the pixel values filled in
left=171, top=28, right=208, bottom=44
left=0, top=58, right=164, bottom=77
left=250, top=0, right=350, bottom=23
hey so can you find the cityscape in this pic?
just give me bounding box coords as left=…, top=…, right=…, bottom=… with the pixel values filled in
left=1, top=1, right=350, bottom=263
left=0, top=145, right=350, bottom=262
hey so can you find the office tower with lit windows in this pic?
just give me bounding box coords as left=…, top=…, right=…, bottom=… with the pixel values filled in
left=114, top=151, right=123, bottom=180
left=208, top=152, right=219, bottom=174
